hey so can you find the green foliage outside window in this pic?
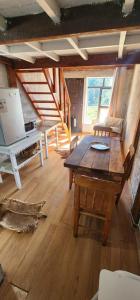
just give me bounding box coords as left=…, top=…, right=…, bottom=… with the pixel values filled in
left=86, top=77, right=113, bottom=123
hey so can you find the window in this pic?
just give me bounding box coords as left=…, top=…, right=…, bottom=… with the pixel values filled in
left=85, top=77, right=113, bottom=124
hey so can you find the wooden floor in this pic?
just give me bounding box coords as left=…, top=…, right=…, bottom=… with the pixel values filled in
left=0, top=149, right=139, bottom=300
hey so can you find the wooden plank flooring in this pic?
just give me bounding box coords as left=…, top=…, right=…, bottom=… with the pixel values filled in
left=0, top=149, right=139, bottom=300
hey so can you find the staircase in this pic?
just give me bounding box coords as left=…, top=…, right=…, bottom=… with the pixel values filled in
left=15, top=68, right=71, bottom=143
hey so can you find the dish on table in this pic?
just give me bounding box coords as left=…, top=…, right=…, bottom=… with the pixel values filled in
left=90, top=143, right=110, bottom=151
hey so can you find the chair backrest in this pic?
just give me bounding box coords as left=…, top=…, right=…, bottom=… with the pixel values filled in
left=93, top=125, right=112, bottom=137
left=74, top=174, right=121, bottom=215
left=70, top=136, right=79, bottom=153
left=123, top=145, right=135, bottom=179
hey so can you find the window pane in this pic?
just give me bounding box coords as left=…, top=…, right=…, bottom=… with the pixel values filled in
left=88, top=78, right=104, bottom=87
left=101, top=89, right=112, bottom=106
left=104, top=77, right=113, bottom=87
left=87, top=88, right=100, bottom=121
left=88, top=88, right=100, bottom=106
left=99, top=107, right=109, bottom=123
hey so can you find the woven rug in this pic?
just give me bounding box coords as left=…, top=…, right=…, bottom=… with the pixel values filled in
left=0, top=198, right=47, bottom=233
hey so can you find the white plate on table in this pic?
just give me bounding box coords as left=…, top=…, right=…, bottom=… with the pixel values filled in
left=90, top=143, right=110, bottom=151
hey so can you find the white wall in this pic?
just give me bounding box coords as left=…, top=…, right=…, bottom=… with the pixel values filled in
left=17, top=82, right=37, bottom=123
left=123, top=65, right=140, bottom=210
left=130, top=137, right=140, bottom=205
left=0, top=63, right=37, bottom=122
left=124, top=65, right=140, bottom=155
left=17, top=68, right=60, bottom=122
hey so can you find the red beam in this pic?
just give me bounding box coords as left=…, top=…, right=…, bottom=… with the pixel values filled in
left=27, top=92, right=51, bottom=95
left=32, top=100, right=54, bottom=104
left=14, top=52, right=140, bottom=69
left=22, top=81, right=48, bottom=84
left=40, top=114, right=60, bottom=117
left=37, top=108, right=57, bottom=111
left=16, top=69, right=43, bottom=73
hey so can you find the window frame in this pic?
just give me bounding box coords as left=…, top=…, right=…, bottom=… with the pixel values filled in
left=86, top=77, right=112, bottom=123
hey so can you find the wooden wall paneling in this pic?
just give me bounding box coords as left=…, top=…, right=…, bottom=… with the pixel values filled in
left=66, top=78, right=84, bottom=133
left=131, top=183, right=140, bottom=225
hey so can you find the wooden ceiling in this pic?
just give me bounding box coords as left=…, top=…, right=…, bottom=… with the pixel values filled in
left=0, top=0, right=140, bottom=67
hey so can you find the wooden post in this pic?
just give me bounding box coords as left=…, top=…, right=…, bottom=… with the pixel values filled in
left=58, top=68, right=62, bottom=110
left=63, top=86, right=66, bottom=123
left=6, top=65, right=17, bottom=87
left=52, top=67, right=56, bottom=93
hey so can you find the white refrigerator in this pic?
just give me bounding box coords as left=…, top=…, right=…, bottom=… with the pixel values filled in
left=0, top=88, right=26, bottom=145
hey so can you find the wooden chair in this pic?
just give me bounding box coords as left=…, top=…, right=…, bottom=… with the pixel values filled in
left=93, top=125, right=112, bottom=137
left=115, top=144, right=135, bottom=205
left=69, top=136, right=79, bottom=190
left=73, top=174, right=121, bottom=245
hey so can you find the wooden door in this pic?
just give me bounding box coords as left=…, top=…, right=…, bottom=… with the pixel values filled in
left=66, top=79, right=84, bottom=133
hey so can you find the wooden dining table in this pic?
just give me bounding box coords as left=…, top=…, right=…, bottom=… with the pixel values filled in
left=64, top=135, right=124, bottom=181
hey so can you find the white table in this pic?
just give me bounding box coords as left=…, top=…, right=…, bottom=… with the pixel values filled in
left=0, top=131, right=43, bottom=189
left=38, top=121, right=60, bottom=158
left=98, top=269, right=140, bottom=300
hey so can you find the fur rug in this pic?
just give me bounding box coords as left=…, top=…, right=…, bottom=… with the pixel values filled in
left=56, top=149, right=70, bottom=159
left=0, top=198, right=47, bottom=233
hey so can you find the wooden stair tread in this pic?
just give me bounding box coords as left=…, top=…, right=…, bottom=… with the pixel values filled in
left=16, top=69, right=43, bottom=73
left=37, top=108, right=57, bottom=111
left=16, top=67, right=70, bottom=141
left=32, top=101, right=54, bottom=104
left=22, top=82, right=48, bottom=84
left=27, top=92, right=51, bottom=95
left=40, top=114, right=60, bottom=117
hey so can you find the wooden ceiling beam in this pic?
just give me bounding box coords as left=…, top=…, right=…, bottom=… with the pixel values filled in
left=36, top=0, right=60, bottom=23
left=0, top=3, right=139, bottom=45
left=118, top=31, right=127, bottom=59
left=1, top=34, right=139, bottom=62
left=67, top=37, right=88, bottom=60
left=0, top=15, right=7, bottom=32
left=13, top=52, right=140, bottom=70
left=25, top=42, right=59, bottom=61
left=0, top=45, right=34, bottom=63
left=122, top=0, right=135, bottom=16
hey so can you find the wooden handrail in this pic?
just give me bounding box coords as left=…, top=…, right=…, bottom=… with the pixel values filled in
left=59, top=68, right=71, bottom=141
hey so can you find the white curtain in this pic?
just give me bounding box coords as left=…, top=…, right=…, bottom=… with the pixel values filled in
left=109, top=67, right=130, bottom=119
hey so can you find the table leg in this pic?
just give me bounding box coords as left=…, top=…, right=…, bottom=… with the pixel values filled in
left=0, top=173, right=3, bottom=183
left=44, top=132, right=48, bottom=159
left=39, top=140, right=44, bottom=166
left=55, top=127, right=58, bottom=150
left=10, top=154, right=22, bottom=189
